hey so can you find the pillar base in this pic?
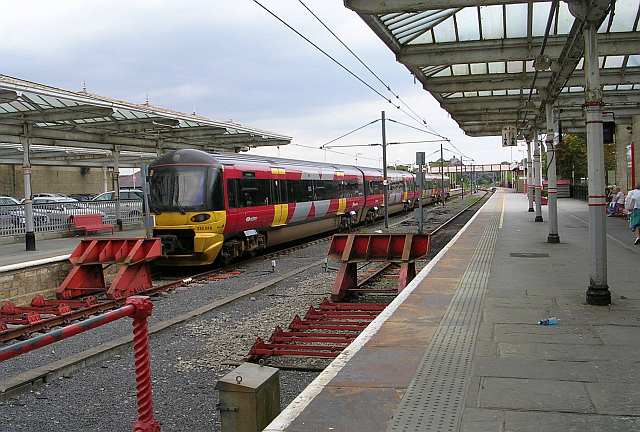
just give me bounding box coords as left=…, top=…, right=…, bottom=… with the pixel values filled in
left=528, top=207, right=534, bottom=212
left=25, top=231, right=36, bottom=251
left=586, top=282, right=611, bottom=306
left=547, top=233, right=560, bottom=243
left=116, top=219, right=123, bottom=231
left=535, top=216, right=544, bottom=222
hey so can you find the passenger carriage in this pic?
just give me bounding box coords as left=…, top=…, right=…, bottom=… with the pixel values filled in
left=149, top=149, right=447, bottom=266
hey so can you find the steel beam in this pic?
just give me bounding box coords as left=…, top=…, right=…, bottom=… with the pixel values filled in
left=158, top=126, right=227, bottom=138
left=0, top=105, right=115, bottom=122
left=400, top=32, right=638, bottom=66
left=526, top=138, right=534, bottom=212
left=0, top=90, right=18, bottom=103
left=345, top=0, right=546, bottom=13
left=425, top=67, right=640, bottom=93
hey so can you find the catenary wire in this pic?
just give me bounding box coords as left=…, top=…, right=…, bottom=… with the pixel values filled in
left=296, top=0, right=440, bottom=132
left=251, top=0, right=400, bottom=108
left=318, top=119, right=380, bottom=148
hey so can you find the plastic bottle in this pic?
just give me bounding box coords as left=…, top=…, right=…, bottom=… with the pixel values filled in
left=538, top=317, right=558, bottom=326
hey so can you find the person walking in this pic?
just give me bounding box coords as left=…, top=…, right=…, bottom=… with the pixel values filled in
left=608, top=187, right=625, bottom=216
left=625, top=184, right=640, bottom=245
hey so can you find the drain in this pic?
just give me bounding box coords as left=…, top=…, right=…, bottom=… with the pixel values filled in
left=510, top=252, right=549, bottom=258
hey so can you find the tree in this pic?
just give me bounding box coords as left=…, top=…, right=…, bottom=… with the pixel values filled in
left=556, top=134, right=587, bottom=183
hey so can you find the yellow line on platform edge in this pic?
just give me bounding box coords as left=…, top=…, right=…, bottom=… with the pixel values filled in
left=499, top=192, right=505, bottom=229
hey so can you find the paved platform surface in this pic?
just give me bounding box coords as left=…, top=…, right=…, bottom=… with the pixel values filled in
left=266, top=190, right=640, bottom=431
left=0, top=228, right=145, bottom=269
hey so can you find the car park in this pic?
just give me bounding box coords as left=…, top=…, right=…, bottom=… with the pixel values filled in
left=92, top=189, right=144, bottom=220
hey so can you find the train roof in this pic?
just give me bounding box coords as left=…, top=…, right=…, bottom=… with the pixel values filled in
left=150, top=149, right=416, bottom=179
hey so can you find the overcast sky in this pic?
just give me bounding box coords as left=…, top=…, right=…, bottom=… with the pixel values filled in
left=1, top=0, right=522, bottom=167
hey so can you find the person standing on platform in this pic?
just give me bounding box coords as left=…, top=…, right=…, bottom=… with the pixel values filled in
left=608, top=187, right=625, bottom=216
left=625, top=184, right=640, bottom=245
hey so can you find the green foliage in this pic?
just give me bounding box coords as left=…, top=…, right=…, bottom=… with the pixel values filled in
left=556, top=134, right=587, bottom=182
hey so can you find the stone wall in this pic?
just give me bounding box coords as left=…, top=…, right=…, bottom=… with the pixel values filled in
left=0, top=261, right=71, bottom=305
left=0, top=164, right=109, bottom=198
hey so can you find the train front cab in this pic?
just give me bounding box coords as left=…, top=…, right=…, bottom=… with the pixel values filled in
left=149, top=151, right=227, bottom=266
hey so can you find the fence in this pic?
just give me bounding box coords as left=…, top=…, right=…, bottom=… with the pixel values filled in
left=0, top=200, right=143, bottom=237
left=571, top=184, right=588, bottom=201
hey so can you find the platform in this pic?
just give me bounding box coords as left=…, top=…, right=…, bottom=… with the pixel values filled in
left=266, top=190, right=640, bottom=431
left=0, top=229, right=146, bottom=270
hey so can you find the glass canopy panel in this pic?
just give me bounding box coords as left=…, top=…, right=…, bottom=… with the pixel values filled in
left=488, top=62, right=506, bottom=73
left=470, top=63, right=488, bottom=74
left=410, top=31, right=433, bottom=44
left=608, top=0, right=638, bottom=32
left=618, top=84, right=634, bottom=90
left=455, top=7, right=480, bottom=41
left=433, top=67, right=452, bottom=77
left=556, top=3, right=575, bottom=34
left=480, top=5, right=504, bottom=39
left=628, top=55, right=640, bottom=66
left=604, top=56, right=625, bottom=68
left=505, top=4, right=528, bottom=38
left=507, top=61, right=524, bottom=73
left=432, top=16, right=457, bottom=43
left=532, top=2, right=553, bottom=36
left=452, top=64, right=470, bottom=75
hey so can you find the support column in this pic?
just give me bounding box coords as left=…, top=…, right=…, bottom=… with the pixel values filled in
left=533, top=135, right=543, bottom=222
left=20, top=124, right=36, bottom=251
left=113, top=145, right=123, bottom=231
left=632, top=115, right=640, bottom=188
left=526, top=139, right=534, bottom=211
left=546, top=104, right=560, bottom=242
left=615, top=124, right=631, bottom=191
left=102, top=166, right=109, bottom=193
left=583, top=22, right=610, bottom=306
left=381, top=111, right=389, bottom=228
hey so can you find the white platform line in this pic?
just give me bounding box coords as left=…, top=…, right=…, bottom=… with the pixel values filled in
left=0, top=254, right=70, bottom=274
left=263, top=193, right=496, bottom=432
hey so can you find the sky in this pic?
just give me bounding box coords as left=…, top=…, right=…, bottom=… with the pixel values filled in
left=0, top=0, right=523, bottom=168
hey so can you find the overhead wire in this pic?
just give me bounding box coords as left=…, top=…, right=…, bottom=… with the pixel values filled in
left=387, top=118, right=448, bottom=140
left=296, top=0, right=440, bottom=132
left=251, top=0, right=400, bottom=108
left=318, top=119, right=379, bottom=148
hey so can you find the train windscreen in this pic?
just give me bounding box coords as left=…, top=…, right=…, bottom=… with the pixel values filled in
left=149, top=166, right=211, bottom=212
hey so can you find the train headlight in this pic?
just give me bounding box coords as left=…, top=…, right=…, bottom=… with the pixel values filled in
left=190, top=213, right=211, bottom=223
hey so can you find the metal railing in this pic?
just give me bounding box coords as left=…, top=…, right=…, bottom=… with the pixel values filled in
left=571, top=184, right=588, bottom=201
left=0, top=200, right=143, bottom=237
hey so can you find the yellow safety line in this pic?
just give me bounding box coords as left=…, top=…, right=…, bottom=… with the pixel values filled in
left=499, top=192, right=505, bottom=229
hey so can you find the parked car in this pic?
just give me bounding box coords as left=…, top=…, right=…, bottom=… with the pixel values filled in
left=0, top=196, right=49, bottom=228
left=92, top=189, right=144, bottom=220
left=32, top=196, right=105, bottom=227
left=69, top=193, right=96, bottom=201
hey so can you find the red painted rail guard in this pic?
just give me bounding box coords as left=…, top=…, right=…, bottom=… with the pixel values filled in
left=0, top=296, right=161, bottom=432
left=327, top=233, right=430, bottom=301
left=57, top=238, right=162, bottom=300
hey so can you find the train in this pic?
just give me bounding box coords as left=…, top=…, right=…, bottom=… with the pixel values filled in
left=148, top=149, right=451, bottom=266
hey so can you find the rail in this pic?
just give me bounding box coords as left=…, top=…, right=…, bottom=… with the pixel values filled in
left=0, top=200, right=143, bottom=237
left=0, top=296, right=161, bottom=432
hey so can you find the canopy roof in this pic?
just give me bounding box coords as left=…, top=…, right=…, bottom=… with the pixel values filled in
left=346, top=0, right=640, bottom=137
left=0, top=75, right=291, bottom=167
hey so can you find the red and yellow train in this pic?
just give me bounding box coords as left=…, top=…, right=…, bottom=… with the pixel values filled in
left=149, top=149, right=450, bottom=266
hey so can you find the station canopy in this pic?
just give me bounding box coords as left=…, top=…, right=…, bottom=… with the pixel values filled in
left=0, top=75, right=291, bottom=168
left=346, top=0, right=640, bottom=137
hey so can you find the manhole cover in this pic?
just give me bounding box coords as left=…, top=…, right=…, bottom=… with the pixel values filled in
left=510, top=252, right=550, bottom=258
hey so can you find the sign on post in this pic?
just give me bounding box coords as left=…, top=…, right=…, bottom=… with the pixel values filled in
left=502, top=126, right=517, bottom=147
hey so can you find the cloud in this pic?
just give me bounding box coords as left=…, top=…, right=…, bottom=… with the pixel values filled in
left=1, top=0, right=515, bottom=166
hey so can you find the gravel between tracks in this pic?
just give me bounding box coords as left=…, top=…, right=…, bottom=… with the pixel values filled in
left=0, top=193, right=486, bottom=431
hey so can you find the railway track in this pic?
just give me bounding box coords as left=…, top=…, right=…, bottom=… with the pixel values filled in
left=0, top=191, right=474, bottom=345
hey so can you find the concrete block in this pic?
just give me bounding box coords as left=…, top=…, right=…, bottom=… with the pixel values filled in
left=461, top=408, right=504, bottom=432
left=478, top=377, right=594, bottom=413
left=505, top=410, right=640, bottom=432
left=493, top=323, right=602, bottom=345
left=593, top=325, right=640, bottom=345
left=474, top=358, right=598, bottom=382
left=587, top=383, right=640, bottom=415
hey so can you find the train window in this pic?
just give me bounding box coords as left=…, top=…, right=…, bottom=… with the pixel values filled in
left=314, top=180, right=338, bottom=200
left=340, top=179, right=362, bottom=198
left=272, top=179, right=288, bottom=204
left=228, top=178, right=271, bottom=207
left=287, top=180, right=314, bottom=203
left=227, top=179, right=239, bottom=208
left=367, top=180, right=383, bottom=195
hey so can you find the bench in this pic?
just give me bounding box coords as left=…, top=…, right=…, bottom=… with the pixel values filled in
left=70, top=214, right=114, bottom=235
